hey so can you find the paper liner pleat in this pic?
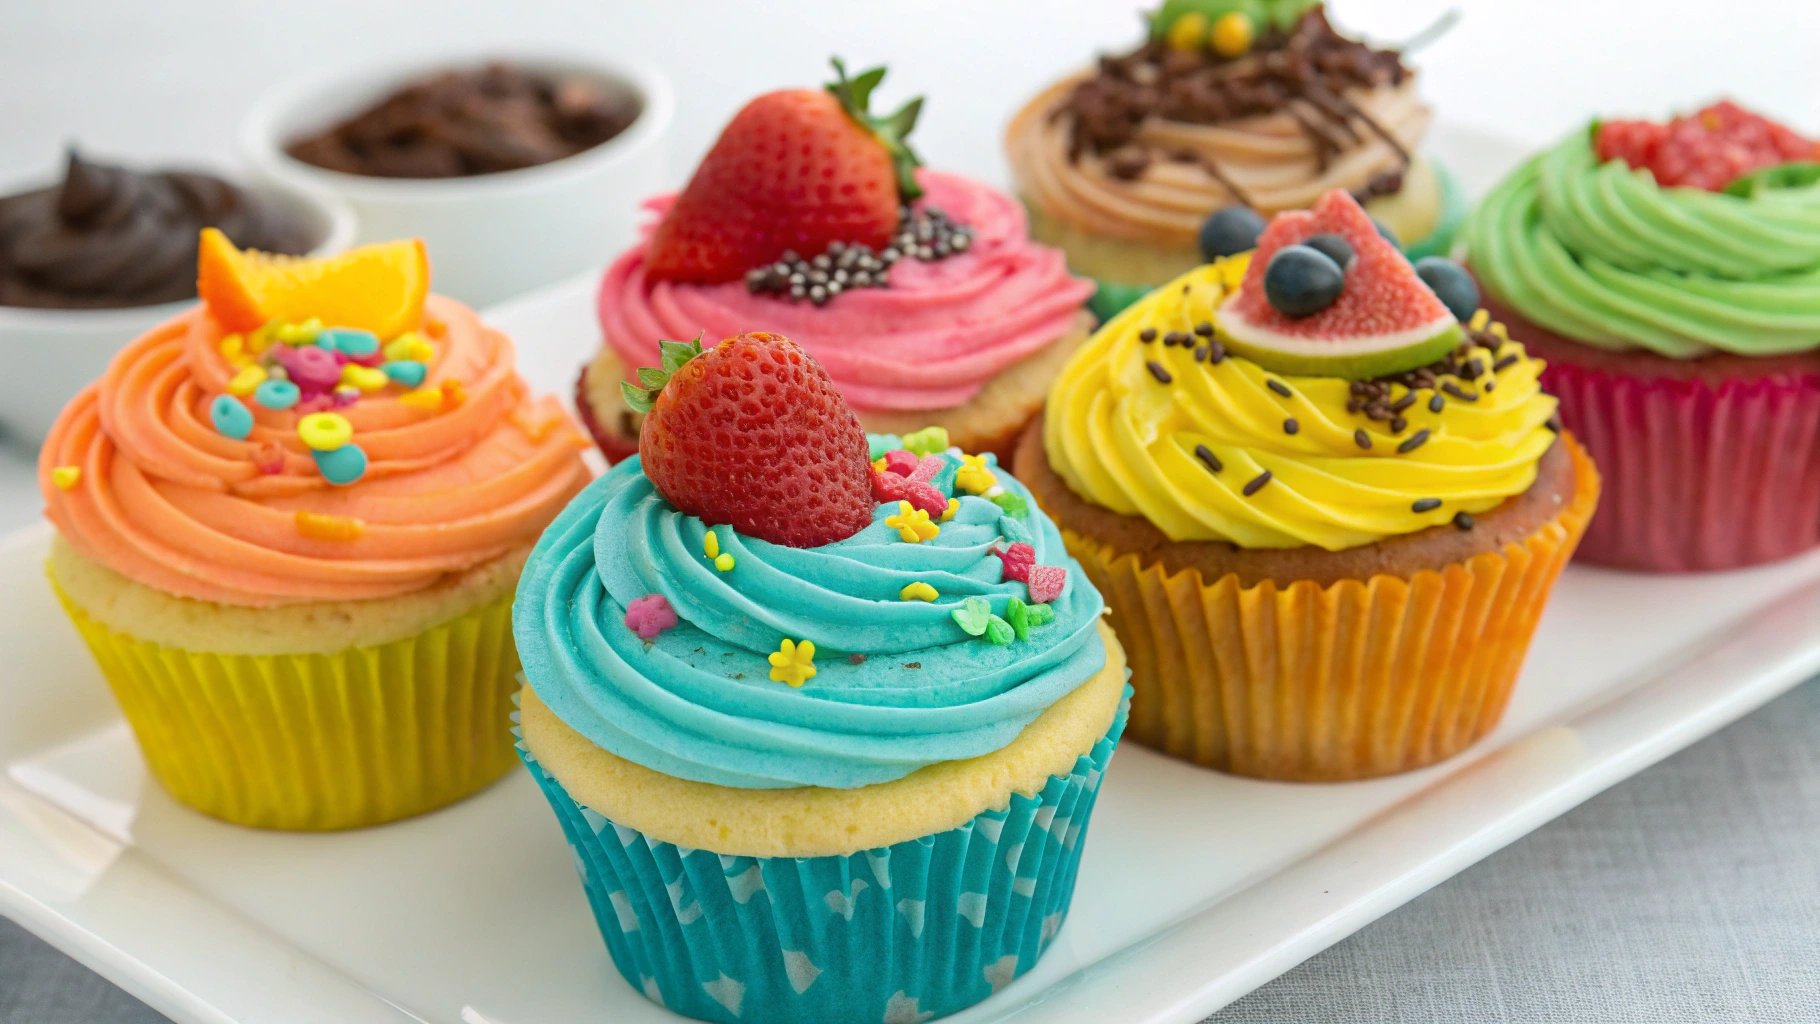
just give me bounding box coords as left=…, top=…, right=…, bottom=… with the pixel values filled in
left=517, top=696, right=1128, bottom=1024
left=54, top=585, right=521, bottom=831
left=1060, top=437, right=1597, bottom=781
left=1542, top=359, right=1820, bottom=572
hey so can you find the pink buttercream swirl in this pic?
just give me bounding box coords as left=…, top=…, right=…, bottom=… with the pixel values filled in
left=596, top=169, right=1093, bottom=412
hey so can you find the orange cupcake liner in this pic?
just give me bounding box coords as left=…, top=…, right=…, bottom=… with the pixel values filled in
left=1060, top=435, right=1599, bottom=781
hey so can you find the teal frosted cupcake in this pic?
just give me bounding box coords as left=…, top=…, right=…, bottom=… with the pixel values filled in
left=513, top=331, right=1129, bottom=1022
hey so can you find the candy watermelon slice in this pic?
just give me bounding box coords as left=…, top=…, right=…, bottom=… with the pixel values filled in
left=1217, top=189, right=1460, bottom=380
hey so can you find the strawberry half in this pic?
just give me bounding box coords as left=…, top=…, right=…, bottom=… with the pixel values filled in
left=622, top=332, right=875, bottom=548
left=644, top=58, right=925, bottom=285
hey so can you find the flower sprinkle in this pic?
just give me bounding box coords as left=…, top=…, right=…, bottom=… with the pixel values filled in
left=955, top=453, right=998, bottom=496
left=768, top=638, right=817, bottom=687
left=624, top=594, right=679, bottom=640
left=885, top=501, right=940, bottom=543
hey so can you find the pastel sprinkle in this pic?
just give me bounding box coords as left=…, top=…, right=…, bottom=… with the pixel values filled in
left=984, top=615, right=1016, bottom=645
left=399, top=387, right=444, bottom=412
left=714, top=553, right=735, bottom=572
left=990, top=491, right=1030, bottom=517
left=1468, top=309, right=1491, bottom=331
left=955, top=454, right=997, bottom=496
left=294, top=510, right=363, bottom=541
left=940, top=498, right=959, bottom=522
left=276, top=318, right=323, bottom=345
left=951, top=596, right=992, bottom=636
left=704, top=530, right=720, bottom=559
left=900, top=582, right=939, bottom=602
left=1026, top=564, right=1067, bottom=604
left=384, top=333, right=434, bottom=363
left=768, top=638, right=817, bottom=688
left=901, top=426, right=950, bottom=456
left=298, top=412, right=353, bottom=451
left=210, top=394, right=254, bottom=439
left=381, top=360, right=427, bottom=388
left=50, top=465, right=80, bottom=490
left=624, top=594, right=678, bottom=640
left=340, top=364, right=390, bottom=393
left=1006, top=597, right=1031, bottom=640
left=226, top=365, right=267, bottom=397
left=1026, top=603, right=1055, bottom=627
left=885, top=501, right=939, bottom=543
left=218, top=334, right=248, bottom=365
left=867, top=433, right=904, bottom=460
left=254, top=379, right=301, bottom=411
left=872, top=457, right=888, bottom=473
left=312, top=443, right=368, bottom=486
left=320, top=328, right=379, bottom=358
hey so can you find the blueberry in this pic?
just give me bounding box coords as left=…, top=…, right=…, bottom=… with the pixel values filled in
left=1414, top=257, right=1481, bottom=322
left=1264, top=245, right=1345, bottom=319
left=1371, top=216, right=1401, bottom=250
left=1198, top=205, right=1266, bottom=261
left=1302, top=233, right=1355, bottom=271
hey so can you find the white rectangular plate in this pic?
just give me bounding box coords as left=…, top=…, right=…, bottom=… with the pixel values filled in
left=7, top=125, right=1820, bottom=1024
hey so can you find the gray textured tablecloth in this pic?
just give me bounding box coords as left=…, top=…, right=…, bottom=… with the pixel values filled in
left=4, top=679, right=1817, bottom=1024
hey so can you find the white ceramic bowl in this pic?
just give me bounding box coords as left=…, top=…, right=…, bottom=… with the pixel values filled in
left=239, top=51, right=673, bottom=310
left=0, top=181, right=356, bottom=447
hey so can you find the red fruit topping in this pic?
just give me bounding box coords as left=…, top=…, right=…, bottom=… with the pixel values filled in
left=871, top=466, right=915, bottom=503
left=904, top=481, right=948, bottom=518
left=882, top=449, right=920, bottom=476
left=1026, top=565, right=1067, bottom=604
left=991, top=542, right=1036, bottom=584
left=634, top=331, right=874, bottom=548
left=644, top=59, right=925, bottom=285
left=1595, top=101, right=1819, bottom=192
left=907, top=455, right=947, bottom=485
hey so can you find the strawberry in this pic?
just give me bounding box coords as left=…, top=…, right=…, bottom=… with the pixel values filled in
left=644, top=58, right=925, bottom=284
left=622, top=331, right=875, bottom=548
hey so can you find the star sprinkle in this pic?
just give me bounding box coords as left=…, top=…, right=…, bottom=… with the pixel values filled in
left=768, top=638, right=817, bottom=687
left=624, top=594, right=679, bottom=640
left=885, top=501, right=939, bottom=543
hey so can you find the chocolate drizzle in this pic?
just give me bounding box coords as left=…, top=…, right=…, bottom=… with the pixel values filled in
left=1060, top=5, right=1413, bottom=205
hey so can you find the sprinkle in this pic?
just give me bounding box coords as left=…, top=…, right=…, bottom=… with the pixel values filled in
left=1243, top=470, right=1272, bottom=496
left=1006, top=597, right=1031, bottom=641
left=882, top=449, right=920, bottom=476
left=940, top=498, right=959, bottom=522
left=219, top=334, right=249, bottom=366
left=1283, top=418, right=1299, bottom=435
left=1207, top=342, right=1227, bottom=364
left=901, top=426, right=950, bottom=456
left=885, top=501, right=940, bottom=543
left=1469, top=309, right=1491, bottom=331
left=1412, top=498, right=1442, bottom=513
left=984, top=616, right=1016, bottom=645
left=275, top=318, right=323, bottom=345
left=1454, top=511, right=1475, bottom=531
left=1138, top=328, right=1157, bottom=343
left=992, top=542, right=1036, bottom=583
left=1193, top=322, right=1214, bottom=337
left=1194, top=346, right=1209, bottom=362
left=320, top=328, right=380, bottom=358
left=384, top=333, right=435, bottom=363
left=298, top=412, right=353, bottom=451
left=340, top=363, right=391, bottom=392
left=381, top=360, right=428, bottom=388
left=1389, top=416, right=1407, bottom=433
left=210, top=394, right=254, bottom=440
left=1397, top=429, right=1432, bottom=454
left=1389, top=392, right=1417, bottom=413
left=1163, top=331, right=1190, bottom=347
left=1025, top=603, right=1055, bottom=627
left=900, top=582, right=939, bottom=602
left=255, top=379, right=301, bottom=411
left=1146, top=360, right=1173, bottom=384
left=848, top=654, right=867, bottom=665
left=872, top=457, right=887, bottom=473
left=952, top=596, right=992, bottom=636
left=1266, top=379, right=1292, bottom=398
left=1441, top=382, right=1478, bottom=402
left=312, top=443, right=368, bottom=485
left=294, top=510, right=364, bottom=541
left=424, top=318, right=448, bottom=339
left=714, top=553, right=736, bottom=572
left=50, top=465, right=80, bottom=490
left=624, top=594, right=678, bottom=640
left=1493, top=354, right=1519, bottom=373
left=440, top=379, right=467, bottom=408
left=400, top=387, right=444, bottom=412
left=704, top=531, right=720, bottom=559
left=1354, top=429, right=1371, bottom=450
left=1194, top=444, right=1223, bottom=473
left=1428, top=394, right=1445, bottom=413
left=956, top=454, right=997, bottom=495
left=767, top=638, right=817, bottom=687
left=989, top=491, right=1029, bottom=517
left=1026, top=564, right=1067, bottom=604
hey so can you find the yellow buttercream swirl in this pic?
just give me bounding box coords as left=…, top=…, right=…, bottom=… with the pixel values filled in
left=1044, top=258, right=1560, bottom=551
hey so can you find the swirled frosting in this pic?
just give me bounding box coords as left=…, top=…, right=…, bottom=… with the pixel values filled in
left=1006, top=75, right=1429, bottom=250
left=513, top=446, right=1108, bottom=790
left=0, top=151, right=317, bottom=310
left=1465, top=128, right=1820, bottom=358
left=1045, top=260, right=1559, bottom=550
left=40, top=295, right=591, bottom=606
left=596, top=170, right=1093, bottom=412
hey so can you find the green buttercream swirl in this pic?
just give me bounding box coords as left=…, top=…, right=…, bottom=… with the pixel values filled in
left=1464, top=128, right=1820, bottom=358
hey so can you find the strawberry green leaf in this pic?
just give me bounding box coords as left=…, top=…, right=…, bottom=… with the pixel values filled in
left=621, top=381, right=657, bottom=414
left=636, top=366, right=670, bottom=390
left=826, top=56, right=926, bottom=201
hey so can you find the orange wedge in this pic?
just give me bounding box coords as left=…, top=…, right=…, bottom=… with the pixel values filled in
left=197, top=229, right=430, bottom=337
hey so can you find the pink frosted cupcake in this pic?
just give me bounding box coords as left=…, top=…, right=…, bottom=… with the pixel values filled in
left=578, top=58, right=1093, bottom=467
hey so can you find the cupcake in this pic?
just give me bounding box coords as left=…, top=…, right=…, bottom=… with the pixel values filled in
left=1465, top=101, right=1820, bottom=572
left=1005, top=2, right=1463, bottom=308
left=39, top=230, right=591, bottom=830
left=578, top=58, right=1094, bottom=469
left=517, top=331, right=1127, bottom=1022
left=1017, top=189, right=1598, bottom=781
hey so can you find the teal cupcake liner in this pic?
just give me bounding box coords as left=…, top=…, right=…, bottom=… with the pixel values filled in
left=515, top=691, right=1128, bottom=1024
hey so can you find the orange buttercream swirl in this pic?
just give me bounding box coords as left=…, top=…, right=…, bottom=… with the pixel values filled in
left=40, top=295, right=591, bottom=606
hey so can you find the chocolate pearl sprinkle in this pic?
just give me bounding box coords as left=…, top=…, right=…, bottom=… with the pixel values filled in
left=1397, top=429, right=1431, bottom=454
left=1194, top=444, right=1223, bottom=473
left=1354, top=428, right=1372, bottom=450
left=1389, top=416, right=1407, bottom=433
left=1412, top=498, right=1442, bottom=513
left=1283, top=418, right=1299, bottom=435
left=1193, top=322, right=1215, bottom=337
left=1428, top=393, right=1445, bottom=413
left=1267, top=379, right=1292, bottom=398
left=1243, top=470, right=1273, bottom=496
left=1140, top=328, right=1157, bottom=343
left=1147, top=360, right=1173, bottom=384
left=1453, top=511, right=1475, bottom=531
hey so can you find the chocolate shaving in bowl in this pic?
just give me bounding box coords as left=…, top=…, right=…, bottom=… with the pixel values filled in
left=285, top=62, right=642, bottom=179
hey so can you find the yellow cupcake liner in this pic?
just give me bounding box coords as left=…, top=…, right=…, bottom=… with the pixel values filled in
left=53, top=583, right=521, bottom=830
left=1060, top=436, right=1599, bottom=781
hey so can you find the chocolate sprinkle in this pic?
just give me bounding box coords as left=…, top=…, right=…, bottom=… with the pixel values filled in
left=1193, top=322, right=1215, bottom=337
left=1140, top=327, right=1158, bottom=343
left=1147, top=360, right=1173, bottom=383
left=1441, top=381, right=1478, bottom=402
left=1428, top=393, right=1445, bottom=413
left=1195, top=444, right=1223, bottom=473
left=1283, top=418, right=1300, bottom=435
left=1453, top=511, right=1475, bottom=531
left=1194, top=345, right=1209, bottom=362
left=1164, top=330, right=1190, bottom=347
left=1354, top=428, right=1372, bottom=449
left=1411, top=497, right=1441, bottom=513
left=1388, top=416, right=1407, bottom=433
left=1267, top=379, right=1293, bottom=398
left=1396, top=429, right=1431, bottom=453
left=1243, top=470, right=1273, bottom=496
left=1493, top=354, right=1519, bottom=373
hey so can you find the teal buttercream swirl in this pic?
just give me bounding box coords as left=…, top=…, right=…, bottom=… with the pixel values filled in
left=513, top=448, right=1108, bottom=790
left=1465, top=127, right=1820, bottom=357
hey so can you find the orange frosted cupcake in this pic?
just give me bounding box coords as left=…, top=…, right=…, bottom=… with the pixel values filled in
left=1018, top=190, right=1597, bottom=780
left=39, top=231, right=591, bottom=829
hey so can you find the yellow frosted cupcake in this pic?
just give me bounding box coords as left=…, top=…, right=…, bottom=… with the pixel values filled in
left=39, top=231, right=590, bottom=829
